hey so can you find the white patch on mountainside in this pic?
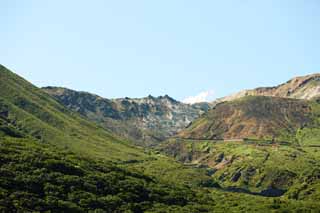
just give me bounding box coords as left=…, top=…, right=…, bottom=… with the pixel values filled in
left=183, top=90, right=215, bottom=104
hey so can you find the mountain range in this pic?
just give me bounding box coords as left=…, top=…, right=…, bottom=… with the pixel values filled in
left=1, top=64, right=320, bottom=212
left=43, top=73, right=320, bottom=144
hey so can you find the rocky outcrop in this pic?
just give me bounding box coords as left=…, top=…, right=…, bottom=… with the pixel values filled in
left=43, top=87, right=207, bottom=145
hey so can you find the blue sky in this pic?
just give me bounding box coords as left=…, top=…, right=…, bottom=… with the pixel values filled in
left=1, top=0, right=320, bottom=102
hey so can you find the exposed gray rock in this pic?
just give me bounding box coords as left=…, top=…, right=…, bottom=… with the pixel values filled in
left=42, top=87, right=208, bottom=145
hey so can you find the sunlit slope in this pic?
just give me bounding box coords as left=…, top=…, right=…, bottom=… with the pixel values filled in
left=0, top=64, right=147, bottom=161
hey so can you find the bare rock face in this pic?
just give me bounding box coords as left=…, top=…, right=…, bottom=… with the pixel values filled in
left=213, top=73, right=320, bottom=105
left=43, top=87, right=208, bottom=145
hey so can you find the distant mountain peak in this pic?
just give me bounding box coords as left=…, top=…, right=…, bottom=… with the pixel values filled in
left=213, top=73, right=320, bottom=104
left=147, top=94, right=155, bottom=99
left=158, top=94, right=179, bottom=103
left=42, top=86, right=208, bottom=144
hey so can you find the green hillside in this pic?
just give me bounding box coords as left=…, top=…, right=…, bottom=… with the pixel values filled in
left=0, top=65, right=149, bottom=161
left=0, top=115, right=219, bottom=212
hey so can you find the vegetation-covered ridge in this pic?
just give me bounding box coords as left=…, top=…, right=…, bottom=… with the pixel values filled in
left=0, top=64, right=148, bottom=161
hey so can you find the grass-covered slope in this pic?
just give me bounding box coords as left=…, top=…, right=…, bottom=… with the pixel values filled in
left=0, top=64, right=148, bottom=161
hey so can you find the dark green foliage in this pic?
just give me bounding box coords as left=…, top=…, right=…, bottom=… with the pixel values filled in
left=0, top=135, right=215, bottom=212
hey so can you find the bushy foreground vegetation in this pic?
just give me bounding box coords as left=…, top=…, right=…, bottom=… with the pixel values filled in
left=1, top=130, right=320, bottom=212
left=0, top=134, right=218, bottom=212
left=161, top=138, right=320, bottom=208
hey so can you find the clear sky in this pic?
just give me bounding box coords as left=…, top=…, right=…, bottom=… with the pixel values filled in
left=1, top=1, right=320, bottom=103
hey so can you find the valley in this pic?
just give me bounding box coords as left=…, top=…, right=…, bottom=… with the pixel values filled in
left=160, top=138, right=320, bottom=200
